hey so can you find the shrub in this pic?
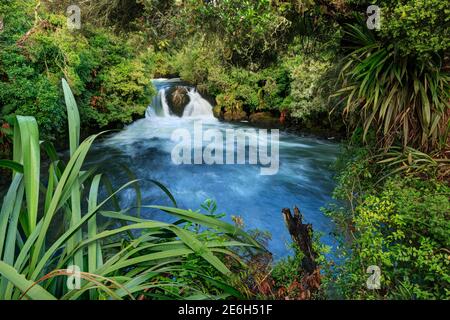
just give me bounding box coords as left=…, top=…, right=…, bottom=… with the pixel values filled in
left=326, top=166, right=450, bottom=299
left=377, top=0, right=450, bottom=58
left=183, top=0, right=293, bottom=68
left=0, top=2, right=156, bottom=142
left=287, top=58, right=332, bottom=122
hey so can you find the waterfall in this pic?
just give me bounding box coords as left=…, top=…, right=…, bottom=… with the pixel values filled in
left=183, top=89, right=214, bottom=119
left=160, top=89, right=171, bottom=116
left=146, top=80, right=214, bottom=120
left=146, top=88, right=172, bottom=118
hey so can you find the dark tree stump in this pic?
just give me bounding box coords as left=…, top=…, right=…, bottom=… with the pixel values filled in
left=282, top=207, right=317, bottom=275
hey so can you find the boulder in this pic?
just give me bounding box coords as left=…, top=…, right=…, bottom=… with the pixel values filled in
left=213, top=105, right=224, bottom=119
left=223, top=110, right=248, bottom=122
left=167, top=86, right=189, bottom=117
left=249, top=112, right=281, bottom=128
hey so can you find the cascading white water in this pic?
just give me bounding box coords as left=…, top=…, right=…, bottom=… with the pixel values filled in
left=146, top=79, right=214, bottom=120
left=183, top=89, right=214, bottom=119
left=160, top=89, right=171, bottom=117
left=146, top=89, right=172, bottom=118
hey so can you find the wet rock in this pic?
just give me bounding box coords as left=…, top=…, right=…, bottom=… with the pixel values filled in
left=223, top=110, right=248, bottom=122
left=213, top=105, right=224, bottom=119
left=167, top=86, right=189, bottom=117
left=249, top=112, right=281, bottom=128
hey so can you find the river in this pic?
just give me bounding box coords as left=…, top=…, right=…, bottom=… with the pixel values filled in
left=84, top=79, right=340, bottom=259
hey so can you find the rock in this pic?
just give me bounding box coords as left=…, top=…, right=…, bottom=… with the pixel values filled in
left=213, top=105, right=224, bottom=119
left=249, top=112, right=281, bottom=128
left=167, top=86, right=189, bottom=117
left=223, top=110, right=248, bottom=122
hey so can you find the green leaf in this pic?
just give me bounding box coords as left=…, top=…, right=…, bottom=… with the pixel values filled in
left=0, top=261, right=57, bottom=300
left=15, top=116, right=40, bottom=235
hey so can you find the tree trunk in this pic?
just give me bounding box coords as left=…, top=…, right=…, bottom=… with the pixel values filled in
left=282, top=207, right=317, bottom=275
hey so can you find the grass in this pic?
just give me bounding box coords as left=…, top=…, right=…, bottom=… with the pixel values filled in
left=0, top=78, right=262, bottom=300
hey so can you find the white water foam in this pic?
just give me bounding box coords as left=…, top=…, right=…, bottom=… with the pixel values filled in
left=183, top=89, right=215, bottom=119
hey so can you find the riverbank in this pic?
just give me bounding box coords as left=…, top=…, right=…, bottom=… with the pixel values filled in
left=154, top=76, right=345, bottom=141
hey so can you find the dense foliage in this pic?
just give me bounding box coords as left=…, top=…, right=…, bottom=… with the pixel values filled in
left=0, top=1, right=155, bottom=143
left=325, top=145, right=449, bottom=299
left=0, top=0, right=448, bottom=300
left=337, top=23, right=449, bottom=152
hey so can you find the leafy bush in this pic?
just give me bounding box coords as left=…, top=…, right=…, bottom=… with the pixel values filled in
left=171, top=38, right=220, bottom=85
left=287, top=57, right=332, bottom=123
left=171, top=40, right=266, bottom=114
left=326, top=152, right=450, bottom=299
left=376, top=146, right=450, bottom=182
left=182, top=0, right=293, bottom=68
left=377, top=0, right=450, bottom=58
left=0, top=2, right=156, bottom=142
